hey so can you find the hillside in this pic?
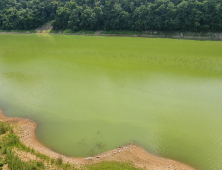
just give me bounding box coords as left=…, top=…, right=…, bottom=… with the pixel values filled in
left=0, top=0, right=222, bottom=32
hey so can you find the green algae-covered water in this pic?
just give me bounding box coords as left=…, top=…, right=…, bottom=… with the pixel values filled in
left=0, top=34, right=222, bottom=170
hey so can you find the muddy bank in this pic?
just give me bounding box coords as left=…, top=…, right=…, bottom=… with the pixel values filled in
left=0, top=109, right=196, bottom=170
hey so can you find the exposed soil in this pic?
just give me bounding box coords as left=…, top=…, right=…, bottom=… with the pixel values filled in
left=94, top=30, right=103, bottom=36
left=0, top=109, right=196, bottom=170
left=35, top=22, right=53, bottom=31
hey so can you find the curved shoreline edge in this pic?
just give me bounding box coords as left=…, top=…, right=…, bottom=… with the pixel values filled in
left=0, top=108, right=196, bottom=170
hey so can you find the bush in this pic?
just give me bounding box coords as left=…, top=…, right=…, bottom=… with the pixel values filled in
left=63, top=29, right=75, bottom=34
left=0, top=123, right=6, bottom=135
left=36, top=161, right=45, bottom=168
left=35, top=152, right=50, bottom=162
left=62, top=162, right=72, bottom=169
left=31, top=148, right=35, bottom=154
left=0, top=122, right=12, bottom=135
left=0, top=157, right=7, bottom=167
left=1, top=147, right=7, bottom=154
left=50, top=158, right=55, bottom=164
left=6, top=149, right=36, bottom=170
left=56, top=157, right=63, bottom=165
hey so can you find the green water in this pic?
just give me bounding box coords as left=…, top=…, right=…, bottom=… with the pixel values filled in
left=0, top=34, right=222, bottom=170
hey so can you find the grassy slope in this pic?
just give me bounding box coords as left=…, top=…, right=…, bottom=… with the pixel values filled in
left=0, top=122, right=142, bottom=170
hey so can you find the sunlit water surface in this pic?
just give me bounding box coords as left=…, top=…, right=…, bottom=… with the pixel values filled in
left=0, top=35, right=222, bottom=170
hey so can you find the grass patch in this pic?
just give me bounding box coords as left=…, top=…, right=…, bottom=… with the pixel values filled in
left=5, top=149, right=40, bottom=170
left=2, top=133, right=20, bottom=147
left=1, top=131, right=49, bottom=162
left=77, top=30, right=95, bottom=34
left=41, top=30, right=51, bottom=33
left=0, top=122, right=12, bottom=135
left=101, top=30, right=143, bottom=35
left=56, top=157, right=63, bottom=165
left=63, top=29, right=76, bottom=34
left=0, top=122, right=77, bottom=169
left=36, top=160, right=45, bottom=169
left=49, top=30, right=61, bottom=33
left=50, top=158, right=55, bottom=164
left=0, top=157, right=7, bottom=168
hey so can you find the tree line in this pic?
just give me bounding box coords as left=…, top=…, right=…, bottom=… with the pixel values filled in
left=1, top=0, right=222, bottom=32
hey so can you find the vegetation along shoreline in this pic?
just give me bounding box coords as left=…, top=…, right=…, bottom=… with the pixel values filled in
left=0, top=108, right=196, bottom=170
left=0, top=30, right=222, bottom=41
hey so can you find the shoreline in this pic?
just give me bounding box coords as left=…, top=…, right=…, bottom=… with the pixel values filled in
left=0, top=31, right=222, bottom=41
left=0, top=108, right=196, bottom=170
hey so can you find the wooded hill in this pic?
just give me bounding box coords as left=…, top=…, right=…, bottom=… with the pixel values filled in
left=0, top=0, right=222, bottom=32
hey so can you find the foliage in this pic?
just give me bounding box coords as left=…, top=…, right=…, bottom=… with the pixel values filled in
left=49, top=30, right=60, bottom=33
left=63, top=29, right=75, bottom=33
left=1, top=0, right=222, bottom=32
left=0, top=122, right=11, bottom=135
left=0, top=157, right=7, bottom=169
left=36, top=161, right=45, bottom=169
left=56, top=157, right=63, bottom=165
left=0, top=0, right=61, bottom=30
left=5, top=149, right=43, bottom=170
left=2, top=134, right=20, bottom=147
left=1, top=131, right=50, bottom=162
left=52, top=0, right=222, bottom=32
left=50, top=158, right=55, bottom=164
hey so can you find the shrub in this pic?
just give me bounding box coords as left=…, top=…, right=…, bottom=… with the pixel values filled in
left=63, top=29, right=74, bottom=34
left=56, top=157, right=63, bottom=165
left=35, top=152, right=50, bottom=162
left=50, top=158, right=55, bottom=164
left=1, top=147, right=7, bottom=154
left=0, top=122, right=12, bottom=135
left=62, top=162, right=72, bottom=169
left=36, top=161, right=45, bottom=168
left=31, top=148, right=35, bottom=154
left=3, top=133, right=20, bottom=147
left=0, top=123, right=6, bottom=134
left=0, top=157, right=7, bottom=167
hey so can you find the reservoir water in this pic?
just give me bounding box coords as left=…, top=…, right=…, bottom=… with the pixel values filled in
left=0, top=34, right=222, bottom=170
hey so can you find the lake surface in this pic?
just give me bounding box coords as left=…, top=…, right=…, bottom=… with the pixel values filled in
left=0, top=34, right=222, bottom=170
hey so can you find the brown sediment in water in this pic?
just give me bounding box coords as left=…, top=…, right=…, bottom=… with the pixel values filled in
left=0, top=108, right=196, bottom=170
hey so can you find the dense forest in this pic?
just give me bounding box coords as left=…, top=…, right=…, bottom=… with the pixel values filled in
left=0, top=0, right=222, bottom=32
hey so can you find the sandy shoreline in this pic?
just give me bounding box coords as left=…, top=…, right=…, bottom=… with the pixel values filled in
left=0, top=108, right=196, bottom=170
